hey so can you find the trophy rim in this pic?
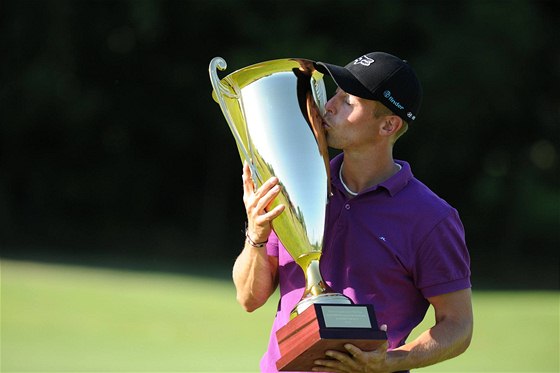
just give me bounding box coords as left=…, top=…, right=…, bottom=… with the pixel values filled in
left=215, top=58, right=322, bottom=92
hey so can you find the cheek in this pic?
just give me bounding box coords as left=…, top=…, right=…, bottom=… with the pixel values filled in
left=337, top=105, right=360, bottom=122
left=330, top=104, right=373, bottom=130
left=345, top=108, right=371, bottom=127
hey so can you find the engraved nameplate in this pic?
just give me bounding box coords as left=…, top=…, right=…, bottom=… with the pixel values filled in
left=321, top=305, right=372, bottom=328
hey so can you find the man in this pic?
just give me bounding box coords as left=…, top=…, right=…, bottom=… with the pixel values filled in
left=233, top=52, right=473, bottom=373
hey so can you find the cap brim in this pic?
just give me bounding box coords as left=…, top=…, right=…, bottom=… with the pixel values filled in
left=315, top=62, right=375, bottom=100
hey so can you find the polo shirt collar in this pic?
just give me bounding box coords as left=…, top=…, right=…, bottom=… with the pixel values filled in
left=330, top=153, right=412, bottom=197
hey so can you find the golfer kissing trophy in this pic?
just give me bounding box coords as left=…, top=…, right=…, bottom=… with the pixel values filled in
left=209, top=57, right=387, bottom=371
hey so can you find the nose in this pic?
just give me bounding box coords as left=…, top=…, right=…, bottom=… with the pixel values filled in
left=325, top=95, right=336, bottom=115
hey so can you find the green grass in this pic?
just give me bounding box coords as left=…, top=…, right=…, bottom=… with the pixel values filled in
left=1, top=259, right=558, bottom=372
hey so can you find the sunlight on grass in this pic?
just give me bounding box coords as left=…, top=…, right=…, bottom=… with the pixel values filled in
left=1, top=259, right=277, bottom=372
left=1, top=259, right=558, bottom=372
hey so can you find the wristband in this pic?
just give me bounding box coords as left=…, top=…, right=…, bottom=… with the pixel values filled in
left=245, top=228, right=268, bottom=248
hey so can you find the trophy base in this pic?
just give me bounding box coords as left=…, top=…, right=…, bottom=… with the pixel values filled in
left=276, top=303, right=387, bottom=372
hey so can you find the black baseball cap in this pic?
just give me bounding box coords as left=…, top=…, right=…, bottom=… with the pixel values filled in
left=315, top=52, right=423, bottom=123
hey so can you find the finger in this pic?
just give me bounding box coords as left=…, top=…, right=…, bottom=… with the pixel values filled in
left=242, top=162, right=254, bottom=196
left=312, top=358, right=341, bottom=372
left=253, top=206, right=283, bottom=227
left=367, top=340, right=389, bottom=355
left=260, top=204, right=285, bottom=221
left=342, top=344, right=370, bottom=366
left=325, top=349, right=358, bottom=369
left=344, top=343, right=361, bottom=357
left=253, top=183, right=281, bottom=213
left=380, top=340, right=389, bottom=351
left=325, top=349, right=349, bottom=360
left=311, top=365, right=338, bottom=372
left=344, top=342, right=392, bottom=369
left=311, top=365, right=338, bottom=373
left=253, top=176, right=279, bottom=200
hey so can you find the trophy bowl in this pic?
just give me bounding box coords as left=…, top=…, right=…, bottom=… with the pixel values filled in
left=209, top=57, right=351, bottom=316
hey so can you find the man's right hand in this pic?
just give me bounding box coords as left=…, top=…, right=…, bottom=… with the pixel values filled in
left=242, top=161, right=285, bottom=245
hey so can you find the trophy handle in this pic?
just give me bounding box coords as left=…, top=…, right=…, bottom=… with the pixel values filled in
left=209, top=57, right=260, bottom=182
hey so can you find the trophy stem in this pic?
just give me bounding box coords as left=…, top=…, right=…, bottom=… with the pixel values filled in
left=291, top=255, right=352, bottom=319
left=301, top=257, right=329, bottom=297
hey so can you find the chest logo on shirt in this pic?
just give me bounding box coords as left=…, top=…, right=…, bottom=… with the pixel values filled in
left=379, top=236, right=387, bottom=242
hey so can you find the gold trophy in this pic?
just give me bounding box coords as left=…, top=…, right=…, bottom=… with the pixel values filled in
left=209, top=57, right=386, bottom=371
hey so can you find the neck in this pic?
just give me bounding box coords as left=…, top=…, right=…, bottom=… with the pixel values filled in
left=339, top=149, right=399, bottom=195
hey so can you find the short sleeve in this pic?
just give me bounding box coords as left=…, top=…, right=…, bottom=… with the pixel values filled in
left=414, top=209, right=471, bottom=298
left=266, top=231, right=279, bottom=257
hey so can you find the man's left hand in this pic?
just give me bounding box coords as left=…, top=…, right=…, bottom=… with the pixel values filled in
left=312, top=342, right=391, bottom=373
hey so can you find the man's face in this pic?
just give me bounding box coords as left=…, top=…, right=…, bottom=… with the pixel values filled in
left=321, top=88, right=382, bottom=150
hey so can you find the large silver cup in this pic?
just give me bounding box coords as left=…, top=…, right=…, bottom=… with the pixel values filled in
left=208, top=57, right=352, bottom=317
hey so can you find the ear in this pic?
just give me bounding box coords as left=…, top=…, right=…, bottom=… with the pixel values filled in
left=380, top=115, right=403, bottom=137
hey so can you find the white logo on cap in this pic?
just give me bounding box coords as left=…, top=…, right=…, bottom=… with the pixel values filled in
left=407, top=112, right=416, bottom=121
left=354, top=55, right=375, bottom=66
left=383, top=90, right=404, bottom=110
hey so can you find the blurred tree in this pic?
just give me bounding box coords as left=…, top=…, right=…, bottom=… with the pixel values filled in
left=1, top=0, right=558, bottom=287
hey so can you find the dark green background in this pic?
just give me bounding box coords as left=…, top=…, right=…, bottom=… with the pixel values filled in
left=1, top=0, right=558, bottom=288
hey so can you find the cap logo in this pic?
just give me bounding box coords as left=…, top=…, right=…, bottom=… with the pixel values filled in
left=383, top=90, right=404, bottom=110
left=354, top=55, right=374, bottom=66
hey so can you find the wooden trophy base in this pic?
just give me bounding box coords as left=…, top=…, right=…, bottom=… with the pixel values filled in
left=276, top=303, right=387, bottom=371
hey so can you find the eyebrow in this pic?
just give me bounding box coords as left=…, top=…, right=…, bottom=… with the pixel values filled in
left=335, top=87, right=348, bottom=96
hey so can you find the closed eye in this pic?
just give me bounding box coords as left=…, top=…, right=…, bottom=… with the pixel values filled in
left=333, top=88, right=352, bottom=105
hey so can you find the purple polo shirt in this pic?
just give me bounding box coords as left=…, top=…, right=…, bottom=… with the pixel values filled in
left=260, top=154, right=471, bottom=372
